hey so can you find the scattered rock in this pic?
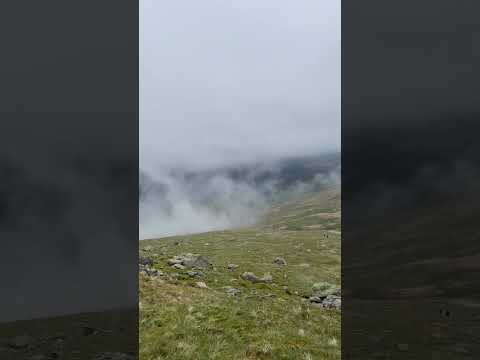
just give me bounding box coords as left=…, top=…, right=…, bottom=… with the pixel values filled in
left=318, top=295, right=341, bottom=310
left=309, top=282, right=341, bottom=310
left=196, top=281, right=208, bottom=289
left=186, top=270, right=204, bottom=278
left=169, top=272, right=180, bottom=280
left=225, top=287, right=241, bottom=296
left=227, top=264, right=239, bottom=271
left=167, top=254, right=212, bottom=269
left=143, top=246, right=153, bottom=252
left=139, top=256, right=153, bottom=267
left=183, top=254, right=212, bottom=269
left=167, top=258, right=183, bottom=266
left=273, top=257, right=287, bottom=266
left=172, top=263, right=186, bottom=270
left=241, top=272, right=273, bottom=283
left=298, top=329, right=305, bottom=337
left=241, top=272, right=260, bottom=283
left=140, top=266, right=162, bottom=278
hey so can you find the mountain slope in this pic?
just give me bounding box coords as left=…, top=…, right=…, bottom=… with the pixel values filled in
left=140, top=187, right=341, bottom=359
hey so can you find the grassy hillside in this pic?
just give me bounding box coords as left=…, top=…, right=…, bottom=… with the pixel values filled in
left=259, top=188, right=340, bottom=232
left=140, top=187, right=341, bottom=360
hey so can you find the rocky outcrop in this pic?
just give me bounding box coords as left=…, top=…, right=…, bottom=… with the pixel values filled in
left=167, top=254, right=212, bottom=269
left=309, top=282, right=341, bottom=310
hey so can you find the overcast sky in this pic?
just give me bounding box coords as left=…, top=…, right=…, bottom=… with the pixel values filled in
left=140, top=0, right=340, bottom=174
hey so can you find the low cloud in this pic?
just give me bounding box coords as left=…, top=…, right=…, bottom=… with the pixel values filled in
left=140, top=155, right=340, bottom=239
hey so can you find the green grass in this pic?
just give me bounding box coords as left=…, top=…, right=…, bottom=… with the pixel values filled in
left=140, top=187, right=341, bottom=359
left=259, top=189, right=340, bottom=232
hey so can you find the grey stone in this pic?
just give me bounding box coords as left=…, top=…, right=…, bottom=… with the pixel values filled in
left=167, top=258, right=183, bottom=266
left=225, top=287, right=241, bottom=296
left=241, top=272, right=273, bottom=284
left=321, top=295, right=341, bottom=309
left=227, top=264, right=239, bottom=271
left=182, top=254, right=212, bottom=269
left=241, top=272, right=260, bottom=283
left=186, top=270, right=204, bottom=278
left=168, top=254, right=212, bottom=269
